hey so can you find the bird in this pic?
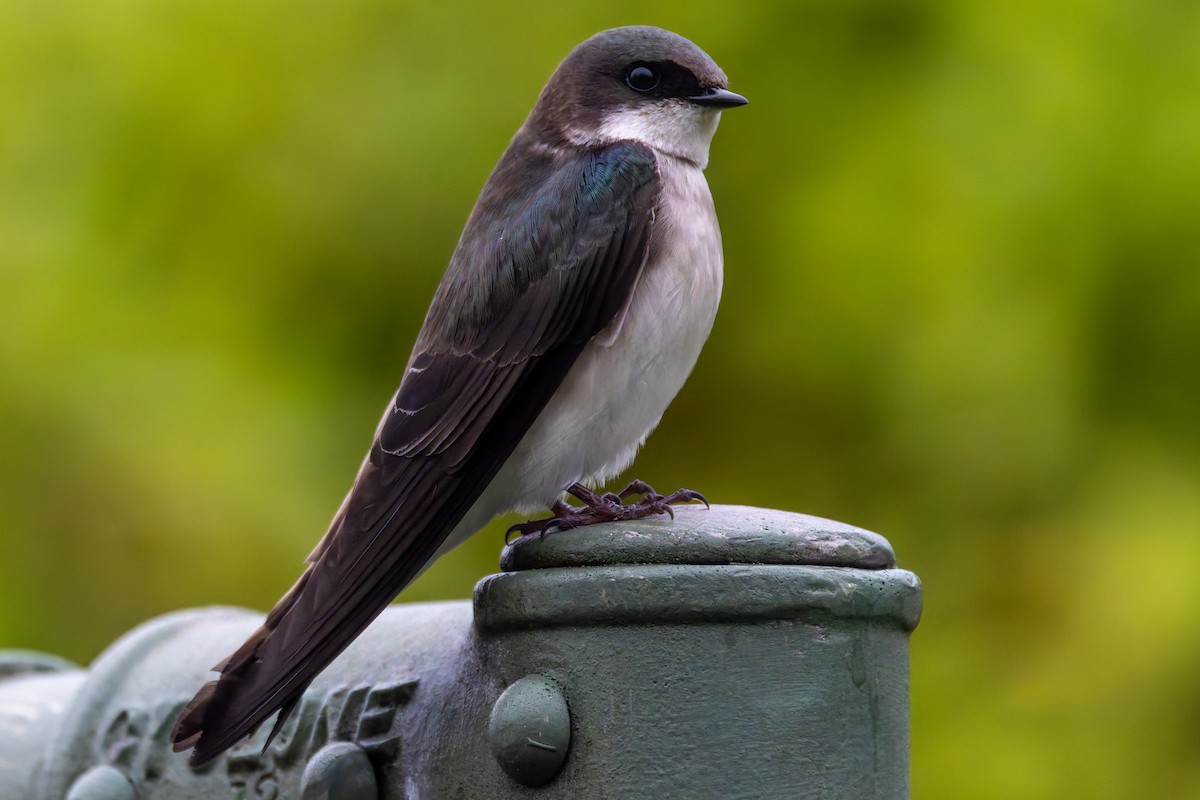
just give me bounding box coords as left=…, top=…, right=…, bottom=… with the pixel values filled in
left=171, top=24, right=746, bottom=767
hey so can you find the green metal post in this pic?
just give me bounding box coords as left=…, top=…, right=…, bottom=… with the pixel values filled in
left=0, top=505, right=922, bottom=799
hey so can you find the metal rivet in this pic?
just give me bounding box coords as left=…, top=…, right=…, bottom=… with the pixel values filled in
left=299, top=742, right=378, bottom=800
left=487, top=675, right=571, bottom=787
left=65, top=765, right=137, bottom=800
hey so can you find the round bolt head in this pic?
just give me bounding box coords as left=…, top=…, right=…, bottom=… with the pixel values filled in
left=65, top=765, right=136, bottom=800
left=300, top=742, right=378, bottom=800
left=487, top=675, right=571, bottom=787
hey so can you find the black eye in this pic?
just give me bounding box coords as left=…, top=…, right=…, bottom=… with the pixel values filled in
left=625, top=64, right=660, bottom=93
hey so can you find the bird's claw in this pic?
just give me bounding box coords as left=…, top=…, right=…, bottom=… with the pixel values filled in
left=658, top=488, right=710, bottom=509
left=504, top=480, right=709, bottom=543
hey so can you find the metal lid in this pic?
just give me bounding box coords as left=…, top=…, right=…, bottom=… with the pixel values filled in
left=477, top=505, right=921, bottom=633
left=500, top=505, right=895, bottom=571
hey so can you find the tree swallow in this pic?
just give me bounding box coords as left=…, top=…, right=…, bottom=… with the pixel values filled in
left=172, top=25, right=746, bottom=766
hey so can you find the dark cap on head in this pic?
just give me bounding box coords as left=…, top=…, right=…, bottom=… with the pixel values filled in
left=525, top=26, right=745, bottom=143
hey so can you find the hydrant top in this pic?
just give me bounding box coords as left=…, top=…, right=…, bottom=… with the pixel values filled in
left=477, top=505, right=921, bottom=633
left=500, top=504, right=896, bottom=572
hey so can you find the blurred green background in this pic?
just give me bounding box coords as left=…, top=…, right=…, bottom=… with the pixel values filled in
left=2, top=0, right=1198, bottom=796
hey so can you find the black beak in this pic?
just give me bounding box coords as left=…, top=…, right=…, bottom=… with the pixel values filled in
left=688, top=87, right=749, bottom=109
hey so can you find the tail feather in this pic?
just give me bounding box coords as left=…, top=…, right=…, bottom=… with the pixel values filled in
left=169, top=451, right=484, bottom=767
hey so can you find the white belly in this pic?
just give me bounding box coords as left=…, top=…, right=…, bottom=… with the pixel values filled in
left=477, top=157, right=723, bottom=522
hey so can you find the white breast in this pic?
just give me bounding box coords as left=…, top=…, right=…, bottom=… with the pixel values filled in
left=484, top=156, right=724, bottom=515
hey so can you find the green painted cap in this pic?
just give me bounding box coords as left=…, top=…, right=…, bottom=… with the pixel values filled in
left=501, top=505, right=895, bottom=571
left=477, top=505, right=921, bottom=633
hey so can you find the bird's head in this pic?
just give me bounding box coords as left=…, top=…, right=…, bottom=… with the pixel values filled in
left=526, top=26, right=747, bottom=168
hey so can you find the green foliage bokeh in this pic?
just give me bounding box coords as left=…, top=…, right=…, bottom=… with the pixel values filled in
left=2, top=1, right=1197, bottom=796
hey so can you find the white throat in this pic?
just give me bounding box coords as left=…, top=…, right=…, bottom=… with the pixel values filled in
left=581, top=102, right=723, bottom=168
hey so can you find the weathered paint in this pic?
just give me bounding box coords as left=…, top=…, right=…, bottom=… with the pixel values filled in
left=0, top=505, right=921, bottom=799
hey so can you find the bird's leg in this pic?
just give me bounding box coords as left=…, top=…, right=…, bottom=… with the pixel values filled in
left=506, top=480, right=710, bottom=541
left=565, top=484, right=608, bottom=506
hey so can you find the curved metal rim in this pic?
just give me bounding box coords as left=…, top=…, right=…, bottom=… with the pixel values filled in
left=474, top=564, right=923, bottom=633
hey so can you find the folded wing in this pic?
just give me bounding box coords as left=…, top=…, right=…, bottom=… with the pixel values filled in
left=171, top=141, right=661, bottom=766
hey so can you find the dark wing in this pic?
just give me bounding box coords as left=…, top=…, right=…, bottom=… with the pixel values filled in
left=171, top=140, right=661, bottom=766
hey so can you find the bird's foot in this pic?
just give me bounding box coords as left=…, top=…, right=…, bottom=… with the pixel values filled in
left=505, top=480, right=709, bottom=542
left=505, top=500, right=575, bottom=542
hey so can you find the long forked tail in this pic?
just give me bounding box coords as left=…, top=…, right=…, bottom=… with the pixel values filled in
left=170, top=449, right=481, bottom=767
